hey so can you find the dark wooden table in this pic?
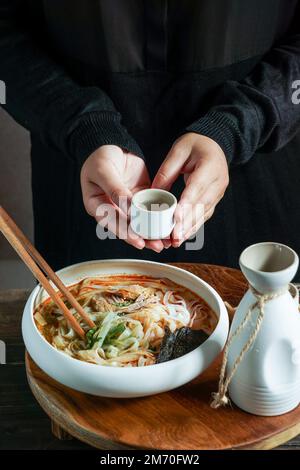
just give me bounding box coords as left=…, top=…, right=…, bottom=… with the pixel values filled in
left=1, top=288, right=300, bottom=450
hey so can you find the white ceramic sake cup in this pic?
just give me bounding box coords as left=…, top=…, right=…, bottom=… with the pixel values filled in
left=130, top=189, right=177, bottom=240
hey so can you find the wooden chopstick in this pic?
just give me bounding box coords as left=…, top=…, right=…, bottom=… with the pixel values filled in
left=0, top=207, right=95, bottom=330
left=0, top=206, right=95, bottom=337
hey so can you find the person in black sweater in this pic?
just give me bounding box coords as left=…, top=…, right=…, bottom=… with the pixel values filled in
left=0, top=1, right=300, bottom=274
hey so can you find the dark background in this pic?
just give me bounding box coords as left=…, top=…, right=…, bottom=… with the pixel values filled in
left=0, top=108, right=35, bottom=290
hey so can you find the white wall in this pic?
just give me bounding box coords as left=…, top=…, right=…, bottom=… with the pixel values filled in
left=0, top=108, right=35, bottom=289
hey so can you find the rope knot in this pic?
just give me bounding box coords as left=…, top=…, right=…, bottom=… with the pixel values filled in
left=211, top=392, right=230, bottom=409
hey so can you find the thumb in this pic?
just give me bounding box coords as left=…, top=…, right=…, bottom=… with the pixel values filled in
left=152, top=141, right=191, bottom=190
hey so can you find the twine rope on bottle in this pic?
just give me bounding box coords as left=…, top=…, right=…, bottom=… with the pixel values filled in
left=211, top=284, right=293, bottom=409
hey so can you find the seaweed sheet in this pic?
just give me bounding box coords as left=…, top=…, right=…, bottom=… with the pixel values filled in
left=156, top=327, right=209, bottom=363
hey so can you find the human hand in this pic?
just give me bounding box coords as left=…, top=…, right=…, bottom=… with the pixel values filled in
left=152, top=133, right=229, bottom=247
left=81, top=145, right=165, bottom=252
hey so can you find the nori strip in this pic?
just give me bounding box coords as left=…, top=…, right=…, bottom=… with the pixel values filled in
left=156, top=327, right=177, bottom=363
left=156, top=327, right=209, bottom=363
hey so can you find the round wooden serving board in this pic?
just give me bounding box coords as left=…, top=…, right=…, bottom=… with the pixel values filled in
left=25, top=263, right=300, bottom=450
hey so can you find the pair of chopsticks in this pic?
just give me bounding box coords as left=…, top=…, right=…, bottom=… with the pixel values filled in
left=0, top=206, right=95, bottom=338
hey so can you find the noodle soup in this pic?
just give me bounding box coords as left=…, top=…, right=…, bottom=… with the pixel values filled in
left=34, top=275, right=217, bottom=367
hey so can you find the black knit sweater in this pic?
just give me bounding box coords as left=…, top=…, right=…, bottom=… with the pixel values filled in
left=1, top=1, right=300, bottom=272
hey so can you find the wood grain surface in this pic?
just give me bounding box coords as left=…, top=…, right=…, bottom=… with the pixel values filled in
left=21, top=264, right=300, bottom=450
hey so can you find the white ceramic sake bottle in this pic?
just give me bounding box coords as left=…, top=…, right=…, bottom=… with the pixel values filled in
left=227, top=242, right=300, bottom=416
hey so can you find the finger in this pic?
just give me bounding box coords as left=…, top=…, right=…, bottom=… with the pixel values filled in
left=185, top=207, right=215, bottom=241
left=179, top=162, right=216, bottom=207
left=81, top=177, right=113, bottom=220
left=102, top=212, right=164, bottom=253
left=127, top=225, right=146, bottom=250
left=91, top=161, right=133, bottom=215
left=162, top=238, right=172, bottom=249
left=152, top=142, right=191, bottom=190
left=204, top=206, right=215, bottom=223
left=172, top=193, right=220, bottom=248
left=145, top=239, right=165, bottom=253
left=172, top=203, right=185, bottom=246
left=172, top=175, right=225, bottom=246
left=182, top=179, right=224, bottom=222
left=172, top=201, right=204, bottom=247
left=94, top=195, right=145, bottom=250
left=173, top=205, right=215, bottom=248
left=128, top=210, right=164, bottom=252
left=200, top=183, right=225, bottom=216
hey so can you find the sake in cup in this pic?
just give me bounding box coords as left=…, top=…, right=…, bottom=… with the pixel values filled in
left=130, top=189, right=177, bottom=240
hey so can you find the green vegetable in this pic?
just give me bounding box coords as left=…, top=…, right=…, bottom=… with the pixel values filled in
left=117, top=326, right=132, bottom=341
left=105, top=323, right=126, bottom=344
left=86, top=312, right=118, bottom=350
left=86, top=309, right=145, bottom=358
left=92, top=312, right=118, bottom=349
left=86, top=327, right=98, bottom=348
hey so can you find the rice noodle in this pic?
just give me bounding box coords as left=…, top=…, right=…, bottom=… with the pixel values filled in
left=34, top=274, right=217, bottom=367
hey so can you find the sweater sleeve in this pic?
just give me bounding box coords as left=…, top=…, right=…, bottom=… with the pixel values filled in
left=186, top=3, right=300, bottom=166
left=0, top=0, right=143, bottom=164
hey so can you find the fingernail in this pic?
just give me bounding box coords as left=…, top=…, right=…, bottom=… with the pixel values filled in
left=173, top=237, right=183, bottom=247
left=173, top=236, right=181, bottom=245
left=163, top=239, right=171, bottom=248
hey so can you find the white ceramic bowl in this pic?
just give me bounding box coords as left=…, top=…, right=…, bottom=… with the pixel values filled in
left=22, top=259, right=229, bottom=398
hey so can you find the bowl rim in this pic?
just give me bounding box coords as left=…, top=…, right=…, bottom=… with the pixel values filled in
left=26, top=259, right=228, bottom=372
